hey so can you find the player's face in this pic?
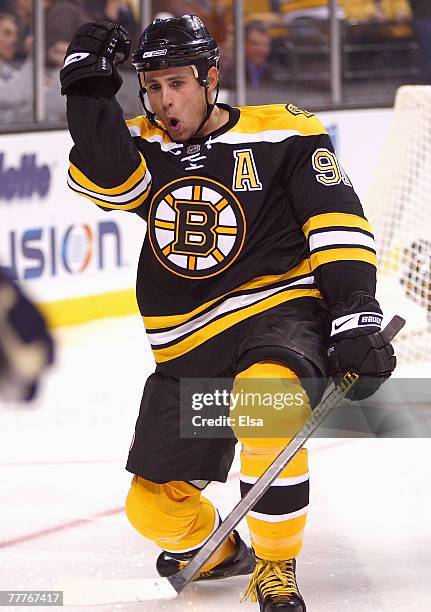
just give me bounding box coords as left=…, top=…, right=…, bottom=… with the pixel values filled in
left=144, top=66, right=209, bottom=142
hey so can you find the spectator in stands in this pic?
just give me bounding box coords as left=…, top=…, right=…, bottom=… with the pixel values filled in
left=0, top=10, right=16, bottom=63
left=219, top=20, right=281, bottom=91
left=86, top=1, right=138, bottom=46
left=0, top=12, right=32, bottom=125
left=9, top=0, right=33, bottom=61
left=44, top=37, right=68, bottom=123
left=373, top=0, right=430, bottom=81
left=0, top=7, right=65, bottom=127
left=42, top=1, right=94, bottom=123
left=245, top=21, right=274, bottom=88
left=45, top=0, right=92, bottom=52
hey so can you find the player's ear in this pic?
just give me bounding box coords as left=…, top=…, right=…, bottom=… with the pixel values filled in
left=207, top=66, right=219, bottom=93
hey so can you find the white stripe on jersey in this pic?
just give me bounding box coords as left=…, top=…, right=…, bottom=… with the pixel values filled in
left=131, top=127, right=306, bottom=150
left=68, top=169, right=152, bottom=203
left=209, top=129, right=301, bottom=146
left=147, top=275, right=315, bottom=346
left=309, top=230, right=376, bottom=252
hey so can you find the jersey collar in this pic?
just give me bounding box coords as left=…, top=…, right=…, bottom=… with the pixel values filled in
left=184, top=104, right=240, bottom=146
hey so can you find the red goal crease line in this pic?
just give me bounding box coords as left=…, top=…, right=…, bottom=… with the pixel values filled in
left=0, top=507, right=124, bottom=550
left=0, top=471, right=238, bottom=550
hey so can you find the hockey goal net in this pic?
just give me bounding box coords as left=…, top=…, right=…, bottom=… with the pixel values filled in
left=366, top=85, right=431, bottom=364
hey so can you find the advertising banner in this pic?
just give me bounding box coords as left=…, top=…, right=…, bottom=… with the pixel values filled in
left=0, top=130, right=144, bottom=326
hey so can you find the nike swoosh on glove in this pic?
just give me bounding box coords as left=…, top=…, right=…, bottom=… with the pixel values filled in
left=327, top=292, right=396, bottom=401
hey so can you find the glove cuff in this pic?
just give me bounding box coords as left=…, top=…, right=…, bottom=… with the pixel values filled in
left=330, top=311, right=383, bottom=337
left=330, top=291, right=383, bottom=338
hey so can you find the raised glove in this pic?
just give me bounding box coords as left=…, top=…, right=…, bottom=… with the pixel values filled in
left=327, top=292, right=396, bottom=401
left=60, top=21, right=131, bottom=97
left=0, top=272, right=54, bottom=401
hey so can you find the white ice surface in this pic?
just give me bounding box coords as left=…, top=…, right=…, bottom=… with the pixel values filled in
left=0, top=316, right=430, bottom=611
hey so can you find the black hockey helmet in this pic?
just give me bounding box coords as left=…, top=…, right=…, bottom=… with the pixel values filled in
left=132, top=14, right=221, bottom=136
left=132, top=14, right=220, bottom=86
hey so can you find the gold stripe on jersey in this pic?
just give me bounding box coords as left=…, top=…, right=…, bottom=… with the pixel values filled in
left=310, top=247, right=377, bottom=269
left=302, top=212, right=377, bottom=271
left=69, top=153, right=147, bottom=195
left=143, top=259, right=314, bottom=329
left=148, top=276, right=316, bottom=345
left=68, top=152, right=152, bottom=211
left=68, top=183, right=152, bottom=212
left=302, top=212, right=372, bottom=239
left=151, top=287, right=321, bottom=363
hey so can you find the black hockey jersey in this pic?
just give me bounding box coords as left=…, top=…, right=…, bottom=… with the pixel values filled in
left=67, top=98, right=377, bottom=375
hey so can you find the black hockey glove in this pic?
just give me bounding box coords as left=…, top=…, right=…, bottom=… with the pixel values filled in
left=60, top=21, right=131, bottom=97
left=0, top=272, right=54, bottom=401
left=327, top=292, right=396, bottom=401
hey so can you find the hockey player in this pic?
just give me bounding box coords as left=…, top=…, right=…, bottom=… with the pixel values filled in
left=0, top=269, right=54, bottom=402
left=60, top=16, right=396, bottom=611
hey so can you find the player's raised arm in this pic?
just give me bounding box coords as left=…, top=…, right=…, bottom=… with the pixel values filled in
left=285, top=116, right=396, bottom=400
left=60, top=21, right=151, bottom=213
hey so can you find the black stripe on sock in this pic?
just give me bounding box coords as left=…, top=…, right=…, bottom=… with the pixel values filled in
left=240, top=479, right=309, bottom=516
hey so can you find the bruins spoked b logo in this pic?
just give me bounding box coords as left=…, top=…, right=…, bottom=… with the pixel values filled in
left=148, top=177, right=246, bottom=279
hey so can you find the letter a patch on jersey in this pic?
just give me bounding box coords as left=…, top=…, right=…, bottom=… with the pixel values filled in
left=232, top=149, right=262, bottom=192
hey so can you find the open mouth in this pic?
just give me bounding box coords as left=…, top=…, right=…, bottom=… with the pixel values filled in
left=167, top=117, right=181, bottom=132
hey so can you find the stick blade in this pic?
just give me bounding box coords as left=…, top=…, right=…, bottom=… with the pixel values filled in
left=383, top=315, right=406, bottom=343
left=58, top=577, right=178, bottom=606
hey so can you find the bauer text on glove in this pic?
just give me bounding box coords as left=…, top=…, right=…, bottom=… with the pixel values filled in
left=326, top=292, right=396, bottom=401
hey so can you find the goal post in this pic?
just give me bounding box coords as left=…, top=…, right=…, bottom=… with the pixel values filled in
left=365, top=85, right=431, bottom=364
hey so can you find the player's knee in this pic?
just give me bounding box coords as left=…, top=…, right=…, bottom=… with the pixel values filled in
left=125, top=476, right=203, bottom=542
left=232, top=361, right=312, bottom=445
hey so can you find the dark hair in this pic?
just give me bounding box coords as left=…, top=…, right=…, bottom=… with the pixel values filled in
left=245, top=20, right=270, bottom=40
left=0, top=11, right=17, bottom=26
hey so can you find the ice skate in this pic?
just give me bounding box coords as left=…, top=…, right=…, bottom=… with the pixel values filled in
left=243, top=557, right=306, bottom=611
left=156, top=530, right=255, bottom=581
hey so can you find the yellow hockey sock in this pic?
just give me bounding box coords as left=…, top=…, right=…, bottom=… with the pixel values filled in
left=233, top=361, right=311, bottom=561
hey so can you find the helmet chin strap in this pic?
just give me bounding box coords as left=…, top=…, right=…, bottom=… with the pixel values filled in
left=138, top=67, right=220, bottom=141
left=192, top=65, right=220, bottom=138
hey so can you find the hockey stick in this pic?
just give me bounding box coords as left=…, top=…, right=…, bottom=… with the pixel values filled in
left=61, top=315, right=405, bottom=606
